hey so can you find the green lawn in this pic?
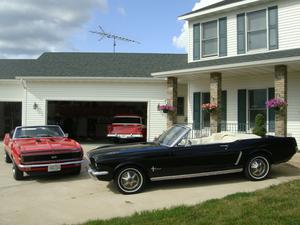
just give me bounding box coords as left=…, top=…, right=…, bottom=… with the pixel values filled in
left=80, top=180, right=300, bottom=225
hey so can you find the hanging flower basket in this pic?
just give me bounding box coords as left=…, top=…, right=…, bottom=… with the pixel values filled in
left=158, top=104, right=175, bottom=113
left=201, top=103, right=218, bottom=113
left=265, top=98, right=287, bottom=112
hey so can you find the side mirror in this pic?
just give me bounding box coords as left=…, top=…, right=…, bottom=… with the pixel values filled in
left=64, top=133, right=69, bottom=138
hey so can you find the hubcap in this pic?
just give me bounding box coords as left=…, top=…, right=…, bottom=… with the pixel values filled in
left=120, top=170, right=140, bottom=190
left=249, top=157, right=268, bottom=178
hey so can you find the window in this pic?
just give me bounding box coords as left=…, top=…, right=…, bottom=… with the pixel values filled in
left=177, top=97, right=184, bottom=116
left=248, top=89, right=267, bottom=128
left=247, top=10, right=267, bottom=50
left=202, top=20, right=218, bottom=57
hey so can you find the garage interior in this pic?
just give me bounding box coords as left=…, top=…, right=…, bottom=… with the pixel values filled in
left=47, top=101, right=147, bottom=142
left=0, top=102, right=22, bottom=137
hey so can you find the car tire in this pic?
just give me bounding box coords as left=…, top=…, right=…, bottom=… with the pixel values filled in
left=244, top=155, right=270, bottom=181
left=12, top=162, right=24, bottom=180
left=114, top=166, right=146, bottom=194
left=5, top=151, right=12, bottom=163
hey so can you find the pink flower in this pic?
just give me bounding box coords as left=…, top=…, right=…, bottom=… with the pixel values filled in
left=265, top=98, right=287, bottom=110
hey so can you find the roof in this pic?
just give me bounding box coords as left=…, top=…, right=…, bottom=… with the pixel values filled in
left=152, top=48, right=300, bottom=76
left=180, top=0, right=245, bottom=18
left=0, top=53, right=187, bottom=79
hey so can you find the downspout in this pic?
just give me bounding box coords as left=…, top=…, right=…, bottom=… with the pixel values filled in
left=20, top=78, right=27, bottom=126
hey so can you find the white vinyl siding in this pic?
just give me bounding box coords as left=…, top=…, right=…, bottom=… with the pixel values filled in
left=188, top=0, right=300, bottom=63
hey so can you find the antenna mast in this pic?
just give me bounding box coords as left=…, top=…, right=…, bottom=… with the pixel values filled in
left=90, top=26, right=140, bottom=53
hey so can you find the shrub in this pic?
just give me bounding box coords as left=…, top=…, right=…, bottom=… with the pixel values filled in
left=252, top=114, right=266, bottom=137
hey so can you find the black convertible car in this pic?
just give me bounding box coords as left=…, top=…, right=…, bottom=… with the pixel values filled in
left=87, top=125, right=298, bottom=194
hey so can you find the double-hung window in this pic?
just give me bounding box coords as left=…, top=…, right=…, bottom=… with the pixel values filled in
left=247, top=10, right=267, bottom=51
left=202, top=20, right=218, bottom=57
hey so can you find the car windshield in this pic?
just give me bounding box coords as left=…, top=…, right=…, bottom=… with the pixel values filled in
left=113, top=117, right=141, bottom=124
left=156, top=126, right=190, bottom=147
left=14, top=126, right=65, bottom=139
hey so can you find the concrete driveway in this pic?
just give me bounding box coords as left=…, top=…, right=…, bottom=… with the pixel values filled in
left=1, top=144, right=300, bottom=225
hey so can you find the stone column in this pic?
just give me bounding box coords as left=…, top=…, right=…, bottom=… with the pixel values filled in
left=167, top=77, right=178, bottom=128
left=275, top=65, right=288, bottom=137
left=210, top=72, right=222, bottom=133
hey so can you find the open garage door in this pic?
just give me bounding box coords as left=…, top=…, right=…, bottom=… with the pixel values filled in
left=0, top=102, right=22, bottom=137
left=47, top=101, right=147, bottom=142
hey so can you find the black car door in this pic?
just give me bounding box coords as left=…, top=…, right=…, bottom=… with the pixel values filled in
left=167, top=142, right=241, bottom=176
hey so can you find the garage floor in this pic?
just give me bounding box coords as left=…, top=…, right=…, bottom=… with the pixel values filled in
left=1, top=145, right=300, bottom=225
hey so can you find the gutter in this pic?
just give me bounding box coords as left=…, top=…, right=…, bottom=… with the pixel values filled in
left=15, top=76, right=166, bottom=82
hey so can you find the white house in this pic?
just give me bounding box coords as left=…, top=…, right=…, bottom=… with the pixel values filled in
left=152, top=0, right=300, bottom=145
left=0, top=0, right=300, bottom=145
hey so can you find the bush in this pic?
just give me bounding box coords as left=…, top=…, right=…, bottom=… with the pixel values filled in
left=252, top=114, right=266, bottom=137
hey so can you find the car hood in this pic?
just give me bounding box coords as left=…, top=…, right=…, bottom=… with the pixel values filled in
left=87, top=142, right=163, bottom=158
left=14, top=137, right=80, bottom=154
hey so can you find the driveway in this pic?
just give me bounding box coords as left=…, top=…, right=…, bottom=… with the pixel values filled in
left=0, top=144, right=300, bottom=225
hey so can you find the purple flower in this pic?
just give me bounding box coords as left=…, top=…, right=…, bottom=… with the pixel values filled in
left=265, top=98, right=287, bottom=110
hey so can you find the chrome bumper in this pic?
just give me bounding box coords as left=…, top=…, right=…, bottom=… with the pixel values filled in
left=107, top=134, right=143, bottom=139
left=88, top=167, right=109, bottom=180
left=18, top=160, right=84, bottom=168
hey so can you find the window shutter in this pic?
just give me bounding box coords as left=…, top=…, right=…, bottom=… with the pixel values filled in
left=221, top=91, right=227, bottom=131
left=238, top=89, right=247, bottom=131
left=193, top=23, right=201, bottom=60
left=268, top=88, right=275, bottom=132
left=268, top=6, right=278, bottom=50
left=219, top=17, right=227, bottom=57
left=193, top=92, right=201, bottom=130
left=237, top=13, right=246, bottom=54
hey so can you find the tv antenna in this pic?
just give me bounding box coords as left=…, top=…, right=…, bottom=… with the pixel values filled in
left=90, top=25, right=140, bottom=53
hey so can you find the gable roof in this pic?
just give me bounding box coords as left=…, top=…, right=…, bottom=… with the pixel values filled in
left=0, top=53, right=188, bottom=79
left=180, top=0, right=245, bottom=18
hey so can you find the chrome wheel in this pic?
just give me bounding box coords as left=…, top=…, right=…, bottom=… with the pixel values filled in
left=247, top=156, right=270, bottom=180
left=116, top=168, right=144, bottom=194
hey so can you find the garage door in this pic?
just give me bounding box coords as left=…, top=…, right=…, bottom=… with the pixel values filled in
left=0, top=102, right=22, bottom=137
left=47, top=101, right=147, bottom=142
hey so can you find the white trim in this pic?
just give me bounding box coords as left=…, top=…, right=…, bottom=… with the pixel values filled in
left=15, top=76, right=165, bottom=82
left=0, top=79, right=21, bottom=84
left=179, top=0, right=262, bottom=21
left=151, top=55, right=300, bottom=77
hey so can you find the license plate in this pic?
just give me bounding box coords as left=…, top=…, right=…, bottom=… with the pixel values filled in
left=48, top=164, right=61, bottom=172
left=119, top=135, right=128, bottom=138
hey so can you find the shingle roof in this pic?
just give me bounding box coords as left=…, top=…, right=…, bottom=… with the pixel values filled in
left=154, top=48, right=300, bottom=74
left=180, top=0, right=245, bottom=18
left=0, top=53, right=188, bottom=79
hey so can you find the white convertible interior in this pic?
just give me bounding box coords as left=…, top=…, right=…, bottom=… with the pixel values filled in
left=190, top=132, right=261, bottom=145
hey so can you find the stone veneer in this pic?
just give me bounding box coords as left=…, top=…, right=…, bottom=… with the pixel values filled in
left=167, top=77, right=177, bottom=128
left=210, top=72, right=222, bottom=133
left=275, top=65, right=288, bottom=137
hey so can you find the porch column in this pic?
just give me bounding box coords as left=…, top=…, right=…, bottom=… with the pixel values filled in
left=210, top=72, right=222, bottom=133
left=167, top=77, right=178, bottom=128
left=274, top=65, right=288, bottom=137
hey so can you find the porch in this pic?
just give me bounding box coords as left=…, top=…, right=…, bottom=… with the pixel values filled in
left=153, top=53, right=300, bottom=144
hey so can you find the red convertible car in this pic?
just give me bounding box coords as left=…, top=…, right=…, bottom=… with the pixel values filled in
left=107, top=115, right=146, bottom=142
left=3, top=125, right=83, bottom=180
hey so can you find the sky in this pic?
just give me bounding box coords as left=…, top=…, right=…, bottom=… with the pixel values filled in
left=0, top=0, right=223, bottom=59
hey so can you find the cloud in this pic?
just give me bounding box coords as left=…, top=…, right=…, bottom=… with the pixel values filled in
left=172, top=0, right=224, bottom=52
left=117, top=7, right=126, bottom=16
left=0, top=0, right=108, bottom=59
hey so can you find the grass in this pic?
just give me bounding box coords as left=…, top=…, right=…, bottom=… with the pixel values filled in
left=80, top=180, right=300, bottom=225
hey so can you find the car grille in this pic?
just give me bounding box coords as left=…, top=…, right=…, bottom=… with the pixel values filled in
left=22, top=152, right=82, bottom=163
